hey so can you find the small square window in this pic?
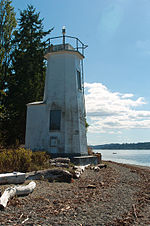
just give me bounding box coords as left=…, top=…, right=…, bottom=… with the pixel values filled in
left=50, top=137, right=57, bottom=146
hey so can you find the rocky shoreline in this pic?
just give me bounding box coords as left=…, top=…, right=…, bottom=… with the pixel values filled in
left=0, top=161, right=150, bottom=225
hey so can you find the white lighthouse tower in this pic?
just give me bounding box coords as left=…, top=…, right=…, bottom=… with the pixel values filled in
left=25, top=28, right=88, bottom=157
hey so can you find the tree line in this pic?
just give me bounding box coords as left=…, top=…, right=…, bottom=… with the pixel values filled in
left=91, top=142, right=150, bottom=150
left=0, top=0, right=53, bottom=147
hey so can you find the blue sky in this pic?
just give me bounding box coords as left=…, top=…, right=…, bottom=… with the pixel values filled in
left=12, top=0, right=150, bottom=145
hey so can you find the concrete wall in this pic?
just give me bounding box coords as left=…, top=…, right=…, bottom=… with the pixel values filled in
left=25, top=104, right=48, bottom=150
left=25, top=48, right=87, bottom=156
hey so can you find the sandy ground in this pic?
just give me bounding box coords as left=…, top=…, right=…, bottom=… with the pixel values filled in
left=0, top=161, right=150, bottom=225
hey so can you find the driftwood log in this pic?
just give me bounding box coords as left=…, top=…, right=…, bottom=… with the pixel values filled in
left=49, top=158, right=70, bottom=168
left=26, top=169, right=73, bottom=183
left=73, top=165, right=90, bottom=178
left=0, top=187, right=16, bottom=210
left=50, top=158, right=70, bottom=164
left=0, top=172, right=26, bottom=185
left=97, top=164, right=107, bottom=169
left=0, top=181, right=36, bottom=210
left=15, top=181, right=36, bottom=196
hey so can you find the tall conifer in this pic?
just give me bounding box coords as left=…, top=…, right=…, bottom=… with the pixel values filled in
left=2, top=5, right=53, bottom=145
left=0, top=0, right=16, bottom=101
left=0, top=0, right=16, bottom=146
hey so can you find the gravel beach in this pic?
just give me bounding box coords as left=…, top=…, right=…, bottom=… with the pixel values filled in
left=0, top=161, right=150, bottom=225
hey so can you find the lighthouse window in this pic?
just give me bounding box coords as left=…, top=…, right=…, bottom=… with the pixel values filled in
left=77, top=70, right=82, bottom=90
left=50, top=110, right=61, bottom=130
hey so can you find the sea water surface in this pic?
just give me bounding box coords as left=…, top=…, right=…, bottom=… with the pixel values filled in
left=93, top=149, right=150, bottom=167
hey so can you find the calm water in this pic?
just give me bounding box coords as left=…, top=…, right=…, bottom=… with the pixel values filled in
left=93, top=149, right=150, bottom=167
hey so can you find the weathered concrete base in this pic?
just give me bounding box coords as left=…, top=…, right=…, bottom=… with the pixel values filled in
left=49, top=154, right=98, bottom=166
left=72, top=155, right=98, bottom=166
left=49, top=153, right=87, bottom=158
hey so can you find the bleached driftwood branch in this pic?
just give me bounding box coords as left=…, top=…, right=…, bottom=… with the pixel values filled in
left=132, top=204, right=138, bottom=219
left=0, top=181, right=36, bottom=210
left=0, top=187, right=16, bottom=210
left=73, top=165, right=90, bottom=178
left=15, top=181, right=36, bottom=196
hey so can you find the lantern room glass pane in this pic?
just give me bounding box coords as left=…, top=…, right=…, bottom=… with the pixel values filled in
left=50, top=110, right=61, bottom=130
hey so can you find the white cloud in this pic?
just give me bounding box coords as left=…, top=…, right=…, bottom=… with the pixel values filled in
left=85, top=82, right=150, bottom=134
left=121, top=93, right=134, bottom=98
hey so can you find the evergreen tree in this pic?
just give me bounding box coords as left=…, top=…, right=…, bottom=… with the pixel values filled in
left=2, top=5, right=53, bottom=145
left=0, top=0, right=16, bottom=146
left=0, top=0, right=16, bottom=101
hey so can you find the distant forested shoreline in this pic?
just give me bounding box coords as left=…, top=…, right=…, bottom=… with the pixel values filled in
left=90, top=142, right=150, bottom=150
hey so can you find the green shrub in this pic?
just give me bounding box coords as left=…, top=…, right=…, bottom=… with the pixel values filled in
left=30, top=151, right=50, bottom=171
left=14, top=148, right=32, bottom=172
left=0, top=148, right=50, bottom=173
